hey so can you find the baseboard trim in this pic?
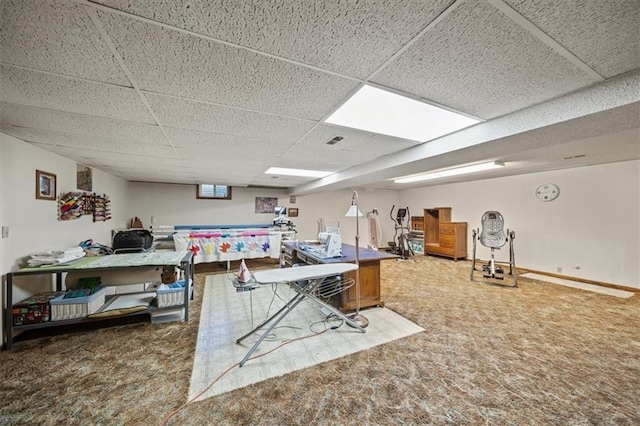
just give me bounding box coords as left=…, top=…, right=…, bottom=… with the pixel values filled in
left=462, top=258, right=638, bottom=294
left=516, top=267, right=637, bottom=294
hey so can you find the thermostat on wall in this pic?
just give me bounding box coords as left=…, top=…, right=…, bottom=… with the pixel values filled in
left=535, top=183, right=560, bottom=202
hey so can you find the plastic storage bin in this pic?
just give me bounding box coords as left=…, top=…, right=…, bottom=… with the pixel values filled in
left=50, top=287, right=107, bottom=320
left=155, top=279, right=190, bottom=307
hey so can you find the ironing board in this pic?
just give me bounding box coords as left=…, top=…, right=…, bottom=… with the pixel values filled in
left=236, top=263, right=363, bottom=367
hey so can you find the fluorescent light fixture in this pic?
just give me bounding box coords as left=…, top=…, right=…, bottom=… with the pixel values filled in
left=394, top=161, right=505, bottom=184
left=265, top=167, right=332, bottom=178
left=325, top=85, right=480, bottom=142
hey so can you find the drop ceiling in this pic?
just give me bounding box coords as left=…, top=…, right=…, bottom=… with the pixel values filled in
left=1, top=0, right=638, bottom=195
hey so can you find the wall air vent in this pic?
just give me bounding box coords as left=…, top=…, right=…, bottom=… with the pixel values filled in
left=326, top=136, right=344, bottom=145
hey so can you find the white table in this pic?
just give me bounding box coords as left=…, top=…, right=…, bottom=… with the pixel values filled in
left=236, top=263, right=365, bottom=367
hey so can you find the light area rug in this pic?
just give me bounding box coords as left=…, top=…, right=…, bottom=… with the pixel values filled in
left=189, top=273, right=424, bottom=401
left=521, top=273, right=635, bottom=298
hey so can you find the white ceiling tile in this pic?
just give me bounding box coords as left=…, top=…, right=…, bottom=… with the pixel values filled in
left=504, top=0, right=640, bottom=78
left=0, top=123, right=41, bottom=142
left=0, top=0, right=131, bottom=85
left=173, top=145, right=280, bottom=165
left=0, top=102, right=166, bottom=144
left=0, top=65, right=156, bottom=123
left=163, top=127, right=296, bottom=156
left=91, top=0, right=455, bottom=79
left=20, top=129, right=177, bottom=159
left=298, top=124, right=419, bottom=155
left=249, top=176, right=315, bottom=188
left=1, top=1, right=638, bottom=191
left=274, top=124, right=421, bottom=172
left=273, top=145, right=367, bottom=171
left=372, top=0, right=601, bottom=119
left=98, top=154, right=181, bottom=167
left=166, top=128, right=293, bottom=166
left=97, top=11, right=358, bottom=119
left=146, top=94, right=315, bottom=139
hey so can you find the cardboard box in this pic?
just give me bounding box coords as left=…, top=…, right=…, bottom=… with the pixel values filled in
left=12, top=292, right=63, bottom=325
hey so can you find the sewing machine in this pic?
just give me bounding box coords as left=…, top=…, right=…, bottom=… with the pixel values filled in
left=272, top=206, right=294, bottom=228
left=307, top=227, right=343, bottom=258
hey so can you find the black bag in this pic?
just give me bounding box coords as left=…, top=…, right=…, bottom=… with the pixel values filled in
left=112, top=230, right=153, bottom=253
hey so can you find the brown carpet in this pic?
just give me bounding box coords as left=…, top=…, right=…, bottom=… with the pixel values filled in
left=1, top=256, right=638, bottom=425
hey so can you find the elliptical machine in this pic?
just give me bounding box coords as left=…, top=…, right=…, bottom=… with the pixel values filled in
left=387, top=205, right=414, bottom=260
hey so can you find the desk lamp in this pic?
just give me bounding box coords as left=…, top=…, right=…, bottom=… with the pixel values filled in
left=345, top=190, right=369, bottom=328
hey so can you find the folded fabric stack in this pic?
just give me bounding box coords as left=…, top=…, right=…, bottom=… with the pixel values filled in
left=28, top=246, right=86, bottom=267
left=79, top=239, right=113, bottom=256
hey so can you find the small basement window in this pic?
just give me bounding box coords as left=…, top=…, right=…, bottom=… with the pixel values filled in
left=196, top=184, right=232, bottom=200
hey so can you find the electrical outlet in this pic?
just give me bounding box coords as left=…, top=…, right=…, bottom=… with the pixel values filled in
left=1, top=226, right=8, bottom=238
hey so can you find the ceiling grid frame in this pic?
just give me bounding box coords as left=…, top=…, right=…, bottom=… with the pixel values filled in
left=486, top=0, right=605, bottom=82
left=83, top=5, right=182, bottom=159
left=0, top=0, right=636, bottom=190
left=73, top=0, right=365, bottom=85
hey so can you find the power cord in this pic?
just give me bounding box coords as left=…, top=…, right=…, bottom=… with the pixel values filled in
left=159, top=327, right=329, bottom=426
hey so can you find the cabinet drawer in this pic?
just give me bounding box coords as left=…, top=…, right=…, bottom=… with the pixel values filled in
left=439, top=235, right=455, bottom=248
left=426, top=245, right=454, bottom=256
left=439, top=223, right=456, bottom=235
left=296, top=252, right=320, bottom=265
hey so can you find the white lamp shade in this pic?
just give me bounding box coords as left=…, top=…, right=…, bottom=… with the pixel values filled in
left=345, top=205, right=363, bottom=217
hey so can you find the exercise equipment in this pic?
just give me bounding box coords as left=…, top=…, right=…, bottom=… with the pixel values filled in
left=470, top=211, right=517, bottom=287
left=387, top=205, right=414, bottom=260
left=367, top=208, right=382, bottom=250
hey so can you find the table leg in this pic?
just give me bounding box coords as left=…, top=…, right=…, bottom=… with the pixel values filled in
left=5, top=274, right=13, bottom=350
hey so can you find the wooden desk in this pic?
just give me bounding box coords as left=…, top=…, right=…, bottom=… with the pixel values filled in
left=282, top=242, right=398, bottom=312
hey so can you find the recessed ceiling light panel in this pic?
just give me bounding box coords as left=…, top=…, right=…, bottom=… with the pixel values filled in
left=325, top=85, right=480, bottom=142
left=265, top=167, right=332, bottom=178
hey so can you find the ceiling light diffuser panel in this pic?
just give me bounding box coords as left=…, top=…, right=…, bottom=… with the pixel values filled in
left=265, top=167, right=332, bottom=178
left=325, top=85, right=480, bottom=142
left=394, top=161, right=505, bottom=183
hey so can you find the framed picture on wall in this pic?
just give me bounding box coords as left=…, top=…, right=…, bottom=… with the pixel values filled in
left=255, top=197, right=278, bottom=213
left=289, top=208, right=299, bottom=217
left=36, top=170, right=56, bottom=200
left=77, top=164, right=93, bottom=191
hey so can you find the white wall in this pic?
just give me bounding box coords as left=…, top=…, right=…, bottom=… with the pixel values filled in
left=127, top=182, right=401, bottom=247
left=1, top=133, right=129, bottom=338
left=399, top=160, right=640, bottom=288
left=2, top=132, right=637, bottom=346
left=127, top=182, right=288, bottom=229
left=277, top=189, right=400, bottom=247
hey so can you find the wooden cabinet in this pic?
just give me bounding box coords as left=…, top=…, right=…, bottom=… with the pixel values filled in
left=423, top=207, right=467, bottom=261
left=339, top=262, right=381, bottom=312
